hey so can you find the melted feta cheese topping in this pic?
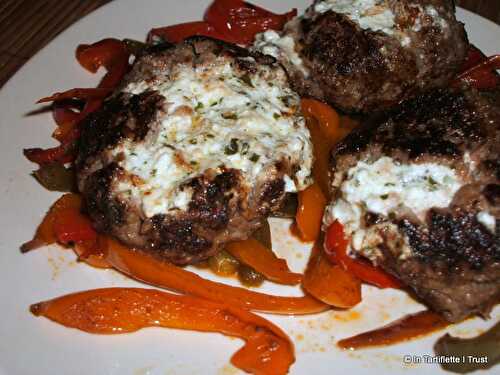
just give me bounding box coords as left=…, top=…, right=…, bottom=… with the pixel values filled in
left=253, top=30, right=309, bottom=77
left=324, top=157, right=464, bottom=260
left=310, top=1, right=449, bottom=48
left=313, top=0, right=395, bottom=34
left=115, top=58, right=313, bottom=217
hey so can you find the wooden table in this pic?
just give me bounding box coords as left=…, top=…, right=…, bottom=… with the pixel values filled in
left=1, top=0, right=499, bottom=88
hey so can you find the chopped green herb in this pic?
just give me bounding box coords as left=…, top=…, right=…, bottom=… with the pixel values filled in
left=385, top=182, right=396, bottom=187
left=249, top=153, right=260, bottom=163
left=189, top=139, right=198, bottom=145
left=206, top=134, right=214, bottom=138
left=151, top=169, right=157, bottom=177
left=273, top=113, right=281, bottom=120
left=224, top=138, right=239, bottom=155
left=380, top=194, right=389, bottom=200
left=210, top=98, right=223, bottom=107
left=195, top=102, right=204, bottom=111
left=240, top=141, right=250, bottom=155
left=427, top=176, right=439, bottom=191
left=280, top=95, right=293, bottom=106
left=130, top=152, right=137, bottom=156
left=240, top=73, right=254, bottom=88
left=222, top=112, right=238, bottom=120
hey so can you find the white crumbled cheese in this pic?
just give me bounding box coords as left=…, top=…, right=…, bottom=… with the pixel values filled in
left=283, top=174, right=297, bottom=193
left=477, top=211, right=496, bottom=233
left=324, top=157, right=464, bottom=260
left=338, top=157, right=462, bottom=219
left=253, top=30, right=309, bottom=76
left=310, top=1, right=449, bottom=48
left=312, top=0, right=395, bottom=34
left=117, top=59, right=313, bottom=217
left=425, top=5, right=448, bottom=29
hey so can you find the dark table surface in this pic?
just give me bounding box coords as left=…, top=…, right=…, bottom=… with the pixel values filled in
left=1, top=0, right=499, bottom=88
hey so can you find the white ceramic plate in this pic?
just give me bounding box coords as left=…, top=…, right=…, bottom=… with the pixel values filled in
left=0, top=1, right=499, bottom=374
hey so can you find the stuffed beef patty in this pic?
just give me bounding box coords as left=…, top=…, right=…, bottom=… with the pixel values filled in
left=324, top=86, right=500, bottom=322
left=253, top=0, right=468, bottom=113
left=76, top=37, right=313, bottom=265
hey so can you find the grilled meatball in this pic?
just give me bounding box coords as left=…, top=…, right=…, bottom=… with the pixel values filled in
left=76, top=37, right=313, bottom=265
left=324, top=86, right=500, bottom=322
left=254, top=0, right=468, bottom=113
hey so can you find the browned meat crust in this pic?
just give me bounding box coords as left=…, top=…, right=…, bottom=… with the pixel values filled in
left=283, top=0, right=468, bottom=113
left=76, top=37, right=304, bottom=265
left=329, top=86, right=500, bottom=321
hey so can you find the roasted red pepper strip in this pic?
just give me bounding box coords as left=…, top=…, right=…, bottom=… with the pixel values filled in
left=37, top=88, right=113, bottom=103
left=52, top=104, right=81, bottom=127
left=31, top=288, right=295, bottom=375
left=76, top=38, right=130, bottom=89
left=148, top=21, right=225, bottom=43
left=453, top=55, right=500, bottom=90
left=23, top=146, right=74, bottom=165
left=337, top=310, right=449, bottom=349
left=76, top=38, right=129, bottom=74
left=324, top=221, right=402, bottom=289
left=460, top=45, right=488, bottom=72
left=205, top=0, right=297, bottom=45
left=27, top=40, right=129, bottom=167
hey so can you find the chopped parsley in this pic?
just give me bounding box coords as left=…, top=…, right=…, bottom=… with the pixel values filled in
left=427, top=176, right=439, bottom=191
left=224, top=138, right=239, bottom=155
left=240, top=141, right=250, bottom=155
left=249, top=153, right=260, bottom=163
left=222, top=112, right=238, bottom=120
left=240, top=73, right=254, bottom=88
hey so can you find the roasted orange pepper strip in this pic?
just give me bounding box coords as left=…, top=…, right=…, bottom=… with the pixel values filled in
left=301, top=98, right=341, bottom=143
left=226, top=238, right=302, bottom=285
left=74, top=237, right=111, bottom=269
left=24, top=194, right=327, bottom=314
left=21, top=194, right=83, bottom=252
left=302, top=239, right=361, bottom=308
left=30, top=288, right=295, bottom=375
left=103, top=236, right=327, bottom=315
left=301, top=99, right=341, bottom=196
left=337, top=310, right=449, bottom=350
left=296, top=183, right=327, bottom=242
